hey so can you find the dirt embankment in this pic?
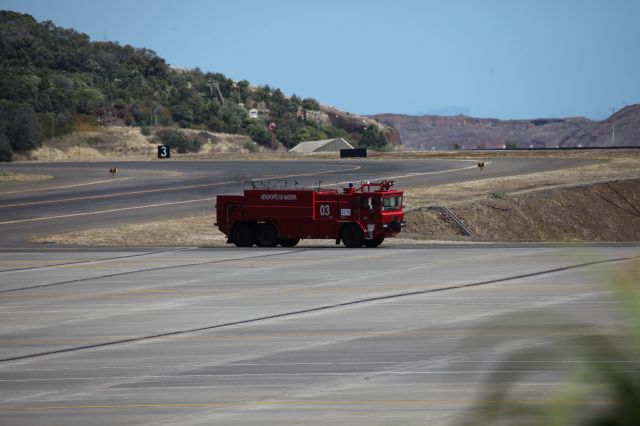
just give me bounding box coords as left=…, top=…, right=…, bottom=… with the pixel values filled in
left=404, top=179, right=640, bottom=242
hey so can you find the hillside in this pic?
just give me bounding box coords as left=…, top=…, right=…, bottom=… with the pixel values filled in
left=0, top=11, right=393, bottom=162
left=372, top=104, right=640, bottom=150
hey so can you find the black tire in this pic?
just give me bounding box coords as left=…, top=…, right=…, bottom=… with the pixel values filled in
left=364, top=238, right=384, bottom=248
left=341, top=224, right=364, bottom=248
left=230, top=222, right=255, bottom=247
left=278, top=238, right=300, bottom=247
left=255, top=223, right=278, bottom=247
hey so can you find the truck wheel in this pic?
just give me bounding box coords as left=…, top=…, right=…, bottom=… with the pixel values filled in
left=341, top=224, right=364, bottom=248
left=256, top=223, right=278, bottom=247
left=231, top=223, right=255, bottom=247
left=278, top=238, right=300, bottom=247
left=364, top=238, right=384, bottom=248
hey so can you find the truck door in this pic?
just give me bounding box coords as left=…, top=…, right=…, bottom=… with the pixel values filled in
left=314, top=196, right=338, bottom=238
left=357, top=195, right=379, bottom=239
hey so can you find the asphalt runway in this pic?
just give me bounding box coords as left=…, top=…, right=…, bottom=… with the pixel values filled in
left=0, top=157, right=595, bottom=246
left=0, top=246, right=638, bottom=425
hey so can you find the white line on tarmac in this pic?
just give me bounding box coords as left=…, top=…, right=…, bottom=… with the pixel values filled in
left=321, top=161, right=490, bottom=188
left=0, top=177, right=135, bottom=196
left=0, top=165, right=362, bottom=209
left=0, top=180, right=237, bottom=208
left=0, top=198, right=216, bottom=225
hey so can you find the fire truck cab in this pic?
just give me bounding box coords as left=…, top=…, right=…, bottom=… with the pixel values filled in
left=215, top=180, right=405, bottom=248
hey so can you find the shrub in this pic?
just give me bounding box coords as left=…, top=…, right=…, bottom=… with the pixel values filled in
left=358, top=126, right=387, bottom=150
left=488, top=190, right=508, bottom=200
left=243, top=141, right=257, bottom=153
left=505, top=142, right=518, bottom=150
left=246, top=121, right=271, bottom=147
left=140, top=125, right=151, bottom=136
left=0, top=136, right=13, bottom=162
left=302, top=97, right=320, bottom=111
left=156, top=129, right=201, bottom=154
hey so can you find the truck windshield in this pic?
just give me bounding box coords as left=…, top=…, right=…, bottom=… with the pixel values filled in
left=382, top=196, right=402, bottom=211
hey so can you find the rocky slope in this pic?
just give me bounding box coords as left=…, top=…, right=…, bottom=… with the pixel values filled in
left=371, top=104, right=640, bottom=150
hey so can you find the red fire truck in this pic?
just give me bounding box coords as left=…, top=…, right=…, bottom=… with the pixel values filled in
left=215, top=180, right=405, bottom=248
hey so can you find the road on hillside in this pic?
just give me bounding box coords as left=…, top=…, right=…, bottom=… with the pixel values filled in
left=0, top=245, right=637, bottom=425
left=0, top=158, right=594, bottom=246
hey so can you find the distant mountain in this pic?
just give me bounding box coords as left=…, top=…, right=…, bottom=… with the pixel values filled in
left=370, top=105, right=640, bottom=149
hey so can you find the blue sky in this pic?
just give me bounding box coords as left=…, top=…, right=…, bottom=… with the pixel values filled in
left=2, top=0, right=639, bottom=120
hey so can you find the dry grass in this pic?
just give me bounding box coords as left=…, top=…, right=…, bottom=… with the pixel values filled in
left=0, top=170, right=52, bottom=182
left=34, top=214, right=224, bottom=246
left=403, top=154, right=640, bottom=209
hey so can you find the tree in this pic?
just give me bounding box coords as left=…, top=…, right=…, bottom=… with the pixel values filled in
left=358, top=126, right=387, bottom=150
left=155, top=129, right=201, bottom=154
left=1, top=103, right=43, bottom=153
left=218, top=103, right=246, bottom=134
left=302, top=97, right=320, bottom=110
left=297, top=125, right=327, bottom=142
left=0, top=131, right=13, bottom=162
left=246, top=121, right=271, bottom=147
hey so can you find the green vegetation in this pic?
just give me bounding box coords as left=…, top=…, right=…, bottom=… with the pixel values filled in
left=488, top=190, right=508, bottom=200
left=243, top=141, right=258, bottom=153
left=0, top=11, right=381, bottom=161
left=358, top=126, right=387, bottom=150
left=155, top=129, right=201, bottom=154
left=505, top=142, right=519, bottom=150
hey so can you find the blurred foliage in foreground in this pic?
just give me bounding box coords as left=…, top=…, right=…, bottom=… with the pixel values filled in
left=458, top=257, right=640, bottom=426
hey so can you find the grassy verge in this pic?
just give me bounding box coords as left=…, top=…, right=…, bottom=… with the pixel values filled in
left=0, top=169, right=52, bottom=182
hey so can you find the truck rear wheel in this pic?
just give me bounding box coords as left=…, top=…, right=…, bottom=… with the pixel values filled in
left=364, top=238, right=384, bottom=248
left=341, top=224, right=364, bottom=248
left=256, top=223, right=278, bottom=247
left=230, top=223, right=255, bottom=247
left=278, top=238, right=300, bottom=247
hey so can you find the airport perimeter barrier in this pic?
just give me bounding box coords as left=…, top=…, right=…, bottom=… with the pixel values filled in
left=340, top=149, right=368, bottom=158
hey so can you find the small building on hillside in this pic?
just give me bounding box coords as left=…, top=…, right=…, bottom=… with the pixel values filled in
left=289, top=137, right=354, bottom=153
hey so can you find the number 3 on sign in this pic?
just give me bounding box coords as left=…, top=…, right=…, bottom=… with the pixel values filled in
left=319, top=204, right=330, bottom=216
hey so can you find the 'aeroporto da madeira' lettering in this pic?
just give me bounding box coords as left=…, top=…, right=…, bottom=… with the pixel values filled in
left=260, top=194, right=298, bottom=201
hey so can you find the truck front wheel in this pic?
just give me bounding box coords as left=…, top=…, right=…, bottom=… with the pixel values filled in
left=341, top=224, right=364, bottom=248
left=256, top=223, right=278, bottom=247
left=231, top=223, right=255, bottom=247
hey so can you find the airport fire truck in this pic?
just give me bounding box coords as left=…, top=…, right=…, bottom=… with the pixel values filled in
left=215, top=180, right=405, bottom=248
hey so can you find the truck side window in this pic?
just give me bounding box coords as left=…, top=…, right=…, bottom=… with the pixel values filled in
left=362, top=197, right=373, bottom=210
left=373, top=197, right=380, bottom=210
